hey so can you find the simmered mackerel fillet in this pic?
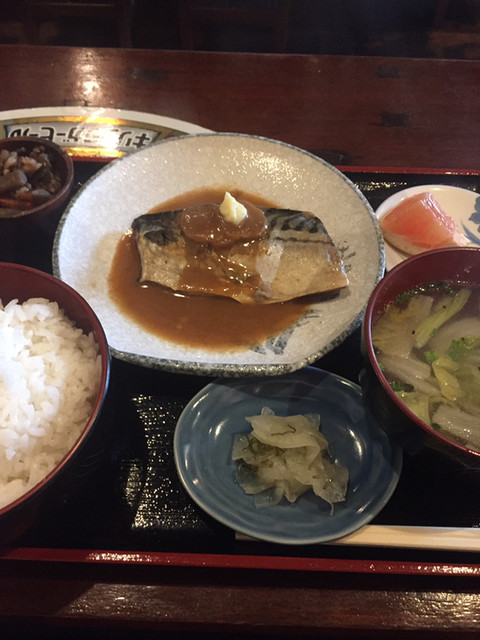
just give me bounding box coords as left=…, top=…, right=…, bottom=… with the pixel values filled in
left=131, top=203, right=349, bottom=304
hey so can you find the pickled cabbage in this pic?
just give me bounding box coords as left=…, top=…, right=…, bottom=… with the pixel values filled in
left=232, top=407, right=348, bottom=511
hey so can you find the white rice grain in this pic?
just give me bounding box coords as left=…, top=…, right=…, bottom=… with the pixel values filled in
left=0, top=297, right=102, bottom=509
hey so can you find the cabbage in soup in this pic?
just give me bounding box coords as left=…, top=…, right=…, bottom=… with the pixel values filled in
left=372, top=282, right=480, bottom=451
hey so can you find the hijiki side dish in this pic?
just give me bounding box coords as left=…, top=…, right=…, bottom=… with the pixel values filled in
left=0, top=144, right=63, bottom=217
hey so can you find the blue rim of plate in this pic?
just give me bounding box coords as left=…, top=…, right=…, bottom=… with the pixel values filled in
left=174, top=366, right=402, bottom=545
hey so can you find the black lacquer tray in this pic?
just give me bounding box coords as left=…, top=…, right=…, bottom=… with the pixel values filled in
left=3, top=161, right=480, bottom=575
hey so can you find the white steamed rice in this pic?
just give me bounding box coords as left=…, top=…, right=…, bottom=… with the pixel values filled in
left=0, top=297, right=102, bottom=509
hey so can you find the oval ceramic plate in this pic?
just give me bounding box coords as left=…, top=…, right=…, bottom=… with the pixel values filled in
left=0, top=106, right=211, bottom=158
left=53, top=133, right=384, bottom=376
left=174, top=367, right=402, bottom=545
left=376, top=184, right=480, bottom=270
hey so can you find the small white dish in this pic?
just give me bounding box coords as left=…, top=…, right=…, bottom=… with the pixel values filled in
left=53, top=133, right=385, bottom=376
left=173, top=367, right=402, bottom=545
left=376, top=184, right=480, bottom=270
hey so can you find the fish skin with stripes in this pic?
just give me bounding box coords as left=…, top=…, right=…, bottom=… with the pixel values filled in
left=132, top=203, right=349, bottom=304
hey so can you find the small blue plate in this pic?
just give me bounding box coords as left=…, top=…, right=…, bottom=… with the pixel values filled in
left=174, top=367, right=402, bottom=545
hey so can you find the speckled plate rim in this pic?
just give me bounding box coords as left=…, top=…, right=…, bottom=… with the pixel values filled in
left=53, top=132, right=385, bottom=377
left=376, top=184, right=480, bottom=270
left=173, top=366, right=403, bottom=545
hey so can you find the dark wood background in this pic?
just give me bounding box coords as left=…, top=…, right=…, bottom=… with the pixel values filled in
left=2, top=44, right=480, bottom=638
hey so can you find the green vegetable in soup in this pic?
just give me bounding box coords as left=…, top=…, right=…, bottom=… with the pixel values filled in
left=455, top=364, right=480, bottom=406
left=373, top=294, right=433, bottom=357
left=395, top=389, right=431, bottom=426
left=413, top=288, right=471, bottom=348
left=394, top=281, right=455, bottom=305
left=373, top=284, right=480, bottom=451
left=448, top=336, right=480, bottom=361
left=431, top=356, right=462, bottom=402
left=378, top=352, right=440, bottom=397
left=391, top=381, right=414, bottom=393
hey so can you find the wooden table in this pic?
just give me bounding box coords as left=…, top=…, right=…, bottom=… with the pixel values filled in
left=1, top=45, right=480, bottom=639
left=2, top=44, right=480, bottom=170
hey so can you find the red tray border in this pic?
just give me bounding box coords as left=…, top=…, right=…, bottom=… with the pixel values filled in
left=1, top=545, right=480, bottom=577
left=2, top=163, right=480, bottom=577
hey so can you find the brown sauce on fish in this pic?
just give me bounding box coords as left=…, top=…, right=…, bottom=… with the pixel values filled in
left=180, top=200, right=267, bottom=246
left=108, top=188, right=310, bottom=351
left=177, top=198, right=268, bottom=299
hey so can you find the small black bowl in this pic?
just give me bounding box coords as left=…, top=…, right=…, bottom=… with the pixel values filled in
left=0, top=136, right=74, bottom=266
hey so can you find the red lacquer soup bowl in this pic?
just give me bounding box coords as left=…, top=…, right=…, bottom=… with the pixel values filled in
left=361, top=246, right=480, bottom=467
